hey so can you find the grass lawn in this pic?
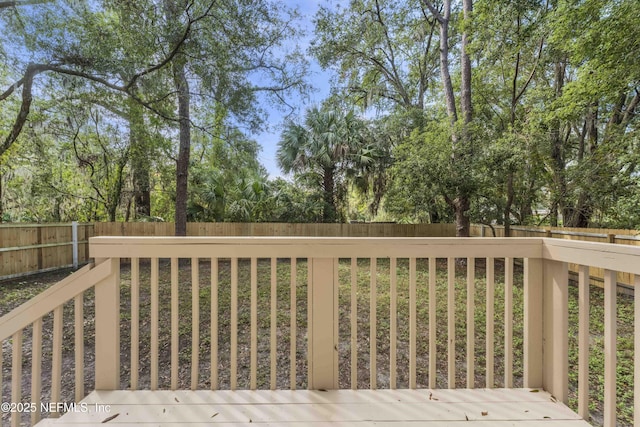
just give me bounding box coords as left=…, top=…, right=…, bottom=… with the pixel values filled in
left=0, top=258, right=635, bottom=426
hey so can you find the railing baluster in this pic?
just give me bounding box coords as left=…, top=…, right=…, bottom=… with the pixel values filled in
left=250, top=257, right=257, bottom=390
left=504, top=257, right=513, bottom=388
left=409, top=257, right=417, bottom=389
left=31, top=319, right=42, bottom=424
left=131, top=258, right=139, bottom=391
left=270, top=258, right=277, bottom=390
left=192, top=257, right=200, bottom=390
left=351, top=257, right=357, bottom=390
left=150, top=257, right=159, bottom=390
left=0, top=338, right=3, bottom=395
left=51, top=305, right=63, bottom=417
left=290, top=257, right=297, bottom=390
left=603, top=269, right=616, bottom=427
left=171, top=258, right=179, bottom=390
left=370, top=258, right=377, bottom=390
left=447, top=257, right=455, bottom=389
left=333, top=257, right=339, bottom=387
left=74, top=293, right=84, bottom=400
left=211, top=257, right=219, bottom=390
left=578, top=265, right=590, bottom=419
left=231, top=257, right=238, bottom=391
left=390, top=257, right=397, bottom=389
left=635, top=273, right=640, bottom=427
left=11, top=330, right=22, bottom=427
left=307, top=257, right=313, bottom=389
left=466, top=257, right=475, bottom=388
left=428, top=258, right=436, bottom=389
left=486, top=258, right=494, bottom=388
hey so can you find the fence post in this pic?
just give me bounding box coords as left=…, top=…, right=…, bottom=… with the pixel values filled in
left=308, top=257, right=338, bottom=390
left=542, top=258, right=568, bottom=403
left=72, top=221, right=79, bottom=269
left=94, top=257, right=120, bottom=390
left=607, top=234, right=615, bottom=244
left=523, top=257, right=543, bottom=388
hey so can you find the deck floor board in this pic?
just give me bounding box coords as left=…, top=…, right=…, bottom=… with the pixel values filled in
left=37, top=389, right=591, bottom=426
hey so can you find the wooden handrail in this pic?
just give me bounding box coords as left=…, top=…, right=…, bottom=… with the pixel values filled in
left=89, top=236, right=544, bottom=259
left=0, top=261, right=111, bottom=341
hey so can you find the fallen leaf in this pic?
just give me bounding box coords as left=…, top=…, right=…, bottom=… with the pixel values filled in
left=465, top=414, right=469, bottom=420
left=101, top=413, right=120, bottom=424
left=174, top=397, right=180, bottom=403
left=529, top=389, right=539, bottom=393
left=481, top=411, right=488, bottom=416
left=549, top=395, right=557, bottom=403
left=211, top=412, right=219, bottom=418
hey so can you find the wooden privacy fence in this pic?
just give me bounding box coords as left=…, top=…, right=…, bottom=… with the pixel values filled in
left=4, top=221, right=639, bottom=285
left=1, top=223, right=455, bottom=281
left=472, top=224, right=640, bottom=290
left=0, top=223, right=93, bottom=281
left=93, top=222, right=456, bottom=237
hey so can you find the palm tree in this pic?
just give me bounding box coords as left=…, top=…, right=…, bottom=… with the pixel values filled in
left=277, top=106, right=365, bottom=222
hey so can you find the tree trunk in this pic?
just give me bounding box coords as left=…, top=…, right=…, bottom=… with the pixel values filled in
left=453, top=196, right=470, bottom=237
left=455, top=0, right=473, bottom=237
left=460, top=0, right=473, bottom=126
left=128, top=95, right=151, bottom=218
left=0, top=171, right=3, bottom=222
left=173, top=60, right=190, bottom=236
left=163, top=0, right=191, bottom=237
left=504, top=170, right=514, bottom=237
left=322, top=166, right=336, bottom=223
left=549, top=60, right=566, bottom=227
left=437, top=0, right=458, bottom=127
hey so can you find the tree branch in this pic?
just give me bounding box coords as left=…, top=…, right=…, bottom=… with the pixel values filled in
left=0, top=0, right=50, bottom=9
left=420, top=0, right=444, bottom=24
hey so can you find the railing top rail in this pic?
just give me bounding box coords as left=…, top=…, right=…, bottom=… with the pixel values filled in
left=0, top=262, right=111, bottom=341
left=90, top=236, right=640, bottom=276
left=89, top=236, right=544, bottom=259
left=543, top=238, right=640, bottom=276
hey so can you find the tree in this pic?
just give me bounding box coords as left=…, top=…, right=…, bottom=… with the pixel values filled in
left=313, top=0, right=439, bottom=122
left=1, top=0, right=307, bottom=233
left=277, top=106, right=367, bottom=222
left=420, top=0, right=474, bottom=236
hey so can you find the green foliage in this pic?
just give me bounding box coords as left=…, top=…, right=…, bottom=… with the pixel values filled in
left=276, top=105, right=371, bottom=222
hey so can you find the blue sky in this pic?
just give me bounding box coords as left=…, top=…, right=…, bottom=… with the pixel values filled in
left=253, top=1, right=334, bottom=178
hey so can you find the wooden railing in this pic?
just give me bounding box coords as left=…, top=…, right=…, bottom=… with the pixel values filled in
left=1, top=237, right=639, bottom=427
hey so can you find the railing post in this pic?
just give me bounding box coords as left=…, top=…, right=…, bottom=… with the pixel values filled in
left=542, top=258, right=568, bottom=403
left=94, top=257, right=121, bottom=390
left=523, top=258, right=543, bottom=388
left=72, top=221, right=79, bottom=270
left=309, top=258, right=338, bottom=390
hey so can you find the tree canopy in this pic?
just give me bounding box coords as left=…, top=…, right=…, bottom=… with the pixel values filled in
left=1, top=0, right=639, bottom=231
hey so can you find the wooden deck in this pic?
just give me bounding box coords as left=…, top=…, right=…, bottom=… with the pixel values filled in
left=36, top=388, right=590, bottom=426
